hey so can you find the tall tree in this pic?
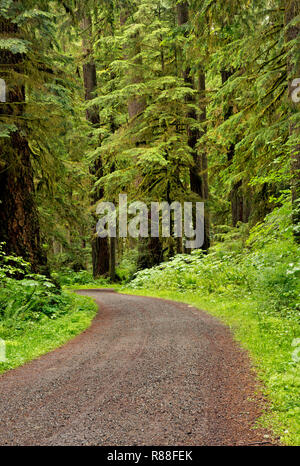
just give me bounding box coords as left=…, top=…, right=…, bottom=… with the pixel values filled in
left=285, top=0, right=300, bottom=242
left=120, top=5, right=163, bottom=269
left=0, top=3, right=48, bottom=275
left=221, top=69, right=250, bottom=227
left=81, top=14, right=110, bottom=276
left=176, top=0, right=210, bottom=250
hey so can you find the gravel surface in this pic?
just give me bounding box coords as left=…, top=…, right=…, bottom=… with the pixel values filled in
left=0, top=290, right=274, bottom=446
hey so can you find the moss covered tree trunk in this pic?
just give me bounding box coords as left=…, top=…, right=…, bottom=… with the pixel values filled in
left=177, top=1, right=210, bottom=250
left=198, top=69, right=210, bottom=250
left=285, top=1, right=300, bottom=242
left=221, top=69, right=251, bottom=227
left=0, top=14, right=48, bottom=275
left=82, top=15, right=109, bottom=276
left=121, top=8, right=162, bottom=269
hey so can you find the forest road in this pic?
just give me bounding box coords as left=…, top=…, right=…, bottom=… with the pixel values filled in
left=0, top=290, right=274, bottom=446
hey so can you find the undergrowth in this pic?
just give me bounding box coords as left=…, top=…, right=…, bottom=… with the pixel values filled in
left=0, top=244, right=97, bottom=374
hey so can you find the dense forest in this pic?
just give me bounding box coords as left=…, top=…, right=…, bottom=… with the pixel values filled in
left=0, top=0, right=299, bottom=278
left=0, top=0, right=299, bottom=445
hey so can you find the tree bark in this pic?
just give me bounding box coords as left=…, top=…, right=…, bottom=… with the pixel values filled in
left=198, top=70, right=210, bottom=250
left=177, top=1, right=210, bottom=250
left=120, top=10, right=146, bottom=120
left=82, top=15, right=110, bottom=276
left=0, top=14, right=48, bottom=275
left=121, top=9, right=163, bottom=268
left=109, top=237, right=116, bottom=282
left=221, top=69, right=250, bottom=227
left=285, top=1, right=300, bottom=242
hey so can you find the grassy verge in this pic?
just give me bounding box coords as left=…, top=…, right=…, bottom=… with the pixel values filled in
left=0, top=292, right=98, bottom=375
left=119, top=287, right=300, bottom=446
left=63, top=284, right=114, bottom=290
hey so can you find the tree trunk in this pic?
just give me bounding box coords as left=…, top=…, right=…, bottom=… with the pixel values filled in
left=221, top=69, right=249, bottom=227
left=198, top=70, right=210, bottom=250
left=177, top=1, right=210, bottom=250
left=121, top=10, right=164, bottom=268
left=109, top=237, right=116, bottom=282
left=82, top=15, right=109, bottom=276
left=285, top=1, right=300, bottom=242
left=0, top=14, right=48, bottom=275
left=120, top=10, right=146, bottom=120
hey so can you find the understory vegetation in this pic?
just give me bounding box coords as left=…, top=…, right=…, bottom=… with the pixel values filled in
left=0, top=243, right=97, bottom=374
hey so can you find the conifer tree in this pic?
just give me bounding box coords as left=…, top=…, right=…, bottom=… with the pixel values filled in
left=0, top=0, right=51, bottom=274
left=285, top=0, right=300, bottom=242
left=176, top=0, right=210, bottom=250
left=81, top=13, right=110, bottom=277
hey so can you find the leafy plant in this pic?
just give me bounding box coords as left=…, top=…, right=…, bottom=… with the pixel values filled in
left=0, top=243, right=68, bottom=330
left=127, top=205, right=300, bottom=321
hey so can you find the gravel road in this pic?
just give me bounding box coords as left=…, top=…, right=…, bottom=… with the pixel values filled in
left=0, top=290, right=273, bottom=446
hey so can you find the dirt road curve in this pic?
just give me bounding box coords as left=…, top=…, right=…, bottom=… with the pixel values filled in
left=0, top=290, right=273, bottom=446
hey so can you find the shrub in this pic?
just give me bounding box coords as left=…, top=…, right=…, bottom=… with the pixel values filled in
left=0, top=243, right=68, bottom=331
left=127, top=203, right=300, bottom=321
left=51, top=268, right=109, bottom=286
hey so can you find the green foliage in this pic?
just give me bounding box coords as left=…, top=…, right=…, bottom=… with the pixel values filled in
left=0, top=123, right=17, bottom=138
left=0, top=243, right=98, bottom=374
left=52, top=269, right=109, bottom=287
left=116, top=248, right=139, bottom=282
left=0, top=38, right=29, bottom=54
left=87, top=0, right=197, bottom=203
left=0, top=0, right=93, bottom=273
left=0, top=243, right=67, bottom=329
left=128, top=206, right=300, bottom=321
left=0, top=292, right=98, bottom=374
left=247, top=199, right=294, bottom=248
left=2, top=0, right=297, bottom=276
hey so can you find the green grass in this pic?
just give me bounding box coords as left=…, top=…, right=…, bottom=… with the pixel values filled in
left=63, top=284, right=114, bottom=290
left=0, top=292, right=98, bottom=375
left=118, top=286, right=300, bottom=446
